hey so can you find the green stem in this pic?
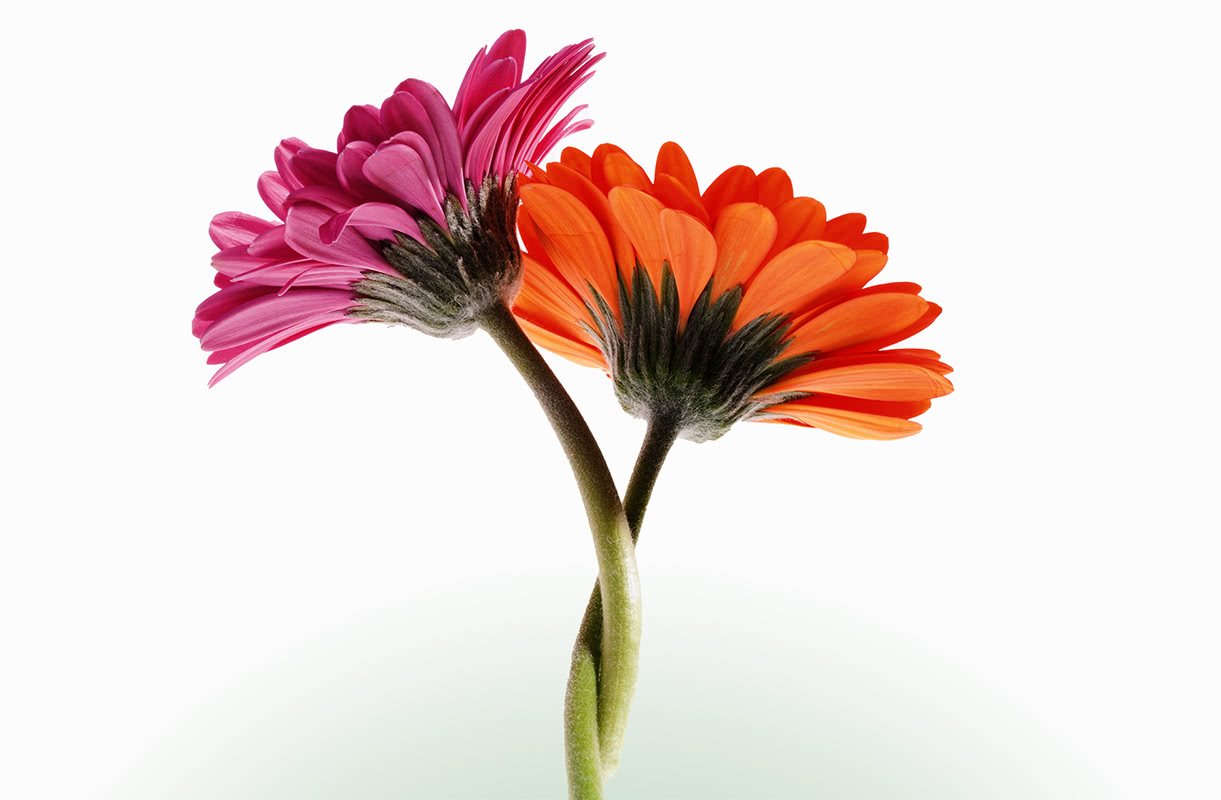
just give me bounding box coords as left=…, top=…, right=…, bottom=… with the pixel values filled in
left=478, top=300, right=641, bottom=800
left=567, top=414, right=681, bottom=781
left=624, top=415, right=682, bottom=538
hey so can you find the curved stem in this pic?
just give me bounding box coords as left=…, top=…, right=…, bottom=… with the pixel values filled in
left=624, top=415, right=682, bottom=538
left=567, top=414, right=681, bottom=781
left=478, top=300, right=641, bottom=800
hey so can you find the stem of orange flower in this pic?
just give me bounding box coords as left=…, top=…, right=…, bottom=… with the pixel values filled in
left=478, top=299, right=641, bottom=800
left=624, top=415, right=681, bottom=536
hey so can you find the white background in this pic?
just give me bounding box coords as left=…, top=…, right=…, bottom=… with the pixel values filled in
left=2, top=1, right=1218, bottom=798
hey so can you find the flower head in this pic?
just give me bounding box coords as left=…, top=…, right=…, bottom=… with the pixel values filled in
left=194, top=30, right=602, bottom=385
left=514, top=143, right=953, bottom=441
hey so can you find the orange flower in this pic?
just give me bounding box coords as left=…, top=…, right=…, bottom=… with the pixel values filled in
left=513, top=142, right=952, bottom=441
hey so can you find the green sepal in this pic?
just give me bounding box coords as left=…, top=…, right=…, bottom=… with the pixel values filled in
left=348, top=175, right=523, bottom=339
left=585, top=264, right=815, bottom=442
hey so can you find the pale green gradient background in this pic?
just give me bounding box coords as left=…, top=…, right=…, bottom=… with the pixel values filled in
left=123, top=585, right=1091, bottom=800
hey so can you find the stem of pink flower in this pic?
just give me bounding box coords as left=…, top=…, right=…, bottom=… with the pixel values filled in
left=478, top=299, right=641, bottom=799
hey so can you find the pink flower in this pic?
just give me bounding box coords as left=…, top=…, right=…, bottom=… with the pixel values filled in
left=194, top=30, right=602, bottom=385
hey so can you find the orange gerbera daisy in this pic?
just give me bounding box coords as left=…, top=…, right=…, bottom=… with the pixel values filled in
left=512, top=142, right=952, bottom=441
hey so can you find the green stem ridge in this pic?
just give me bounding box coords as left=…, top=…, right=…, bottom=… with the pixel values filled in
left=478, top=300, right=642, bottom=800
left=567, top=414, right=681, bottom=783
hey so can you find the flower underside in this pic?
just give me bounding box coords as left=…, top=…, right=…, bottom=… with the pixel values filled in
left=512, top=142, right=953, bottom=441
left=194, top=30, right=601, bottom=385
left=351, top=175, right=521, bottom=338
left=584, top=264, right=815, bottom=442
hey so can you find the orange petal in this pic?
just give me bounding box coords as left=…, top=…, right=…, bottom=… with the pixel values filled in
left=823, top=213, right=867, bottom=243
left=655, top=141, right=700, bottom=196
left=854, top=232, right=889, bottom=254
left=602, top=152, right=654, bottom=193
left=519, top=161, right=549, bottom=186
left=654, top=174, right=711, bottom=227
left=660, top=209, right=717, bottom=324
left=766, top=401, right=923, bottom=439
left=848, top=281, right=921, bottom=297
left=782, top=394, right=933, bottom=419
left=787, top=293, right=929, bottom=355
left=701, top=165, right=757, bottom=223
left=788, top=280, right=922, bottom=333
left=832, top=302, right=943, bottom=356
left=608, top=186, right=667, bottom=296
left=545, top=161, right=637, bottom=281
left=516, top=316, right=607, bottom=370
left=806, top=249, right=889, bottom=307
left=591, top=143, right=630, bottom=193
left=734, top=240, right=856, bottom=327
left=514, top=257, right=606, bottom=369
left=560, top=147, right=593, bottom=180
left=520, top=183, right=618, bottom=309
left=774, top=349, right=952, bottom=378
left=514, top=253, right=595, bottom=344
left=765, top=362, right=953, bottom=400
left=756, top=167, right=793, bottom=210
left=516, top=204, right=549, bottom=263
left=710, top=202, right=778, bottom=296
left=835, top=249, right=888, bottom=289
left=878, top=348, right=948, bottom=371
left=769, top=196, right=827, bottom=260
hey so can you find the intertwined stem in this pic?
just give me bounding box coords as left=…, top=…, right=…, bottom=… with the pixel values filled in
left=564, top=414, right=680, bottom=792
left=478, top=300, right=643, bottom=800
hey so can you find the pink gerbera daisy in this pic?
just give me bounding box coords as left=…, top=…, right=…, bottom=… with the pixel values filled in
left=193, top=30, right=602, bottom=385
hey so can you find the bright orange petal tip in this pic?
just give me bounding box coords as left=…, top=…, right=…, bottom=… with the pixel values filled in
left=655, top=142, right=700, bottom=196
left=510, top=140, right=949, bottom=442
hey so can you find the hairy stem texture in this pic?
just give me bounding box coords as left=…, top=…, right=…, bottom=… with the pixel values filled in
left=479, top=300, right=642, bottom=800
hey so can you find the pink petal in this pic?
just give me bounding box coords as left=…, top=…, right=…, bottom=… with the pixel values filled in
left=486, top=29, right=527, bottom=83
left=283, top=185, right=360, bottom=213
left=284, top=202, right=389, bottom=271
left=337, top=104, right=386, bottom=151
left=460, top=85, right=513, bottom=148
left=207, top=313, right=355, bottom=387
left=499, top=44, right=600, bottom=174
left=210, top=212, right=275, bottom=249
left=462, top=57, right=519, bottom=129
left=464, top=90, right=526, bottom=182
left=462, top=38, right=603, bottom=181
left=386, top=131, right=444, bottom=201
left=289, top=148, right=341, bottom=189
left=193, top=284, right=276, bottom=338
left=246, top=224, right=293, bottom=258
left=257, top=171, right=292, bottom=220
left=337, top=141, right=383, bottom=200
left=211, top=246, right=286, bottom=278
left=454, top=45, right=488, bottom=128
left=514, top=71, right=595, bottom=167
left=200, top=287, right=356, bottom=351
left=454, top=31, right=524, bottom=126
left=273, top=138, right=309, bottom=190
left=226, top=259, right=362, bottom=288
left=530, top=115, right=593, bottom=166
left=321, top=202, right=422, bottom=245
left=394, top=79, right=465, bottom=203
left=275, top=263, right=363, bottom=295
left=362, top=143, right=447, bottom=228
